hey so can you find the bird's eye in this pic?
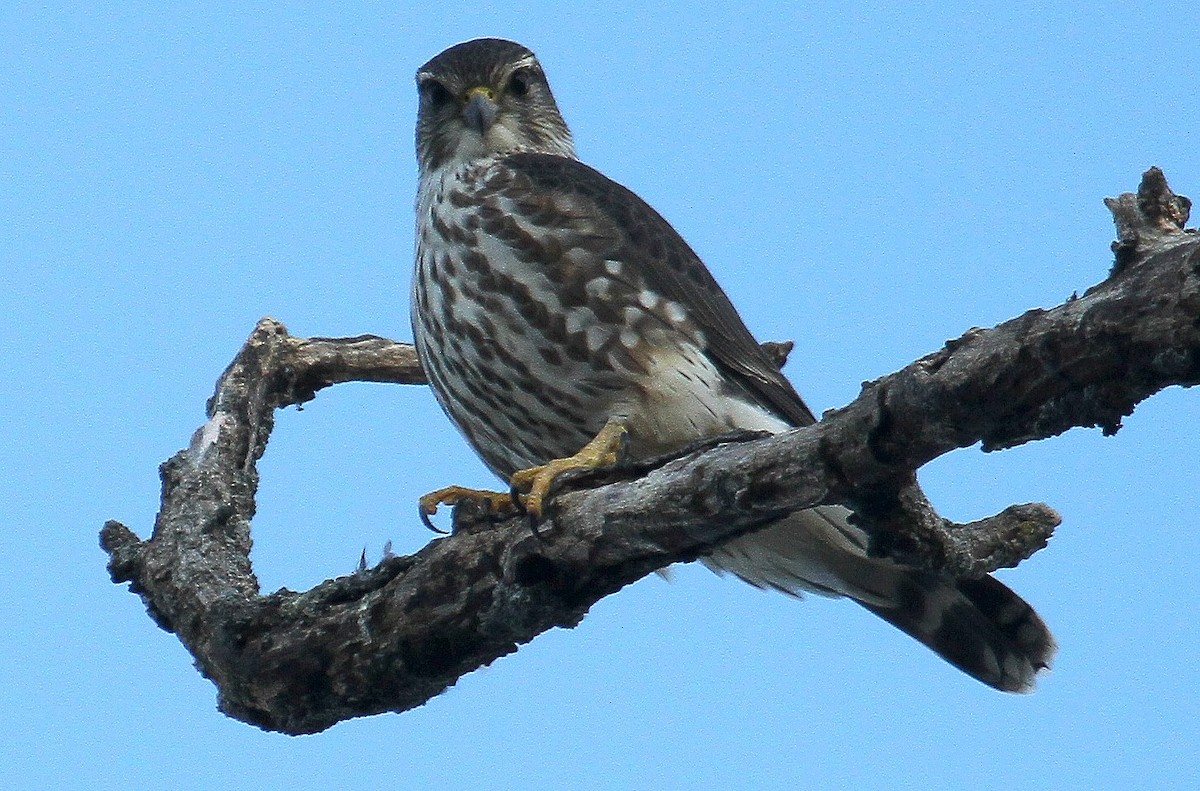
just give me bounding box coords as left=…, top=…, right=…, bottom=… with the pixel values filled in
left=507, top=70, right=531, bottom=97
left=420, top=79, right=453, bottom=108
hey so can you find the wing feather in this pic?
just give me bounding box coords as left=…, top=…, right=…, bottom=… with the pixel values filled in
left=503, top=152, right=817, bottom=427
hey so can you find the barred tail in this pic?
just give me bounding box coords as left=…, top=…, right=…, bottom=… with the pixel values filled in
left=857, top=571, right=1055, bottom=692
left=701, top=506, right=1056, bottom=692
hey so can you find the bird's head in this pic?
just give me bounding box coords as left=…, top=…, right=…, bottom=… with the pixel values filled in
left=416, top=38, right=575, bottom=174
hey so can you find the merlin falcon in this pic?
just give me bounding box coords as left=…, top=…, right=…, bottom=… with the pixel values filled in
left=411, top=38, right=1055, bottom=691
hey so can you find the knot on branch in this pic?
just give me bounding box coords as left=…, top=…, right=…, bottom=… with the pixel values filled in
left=100, top=520, right=143, bottom=584
left=1106, top=167, right=1195, bottom=275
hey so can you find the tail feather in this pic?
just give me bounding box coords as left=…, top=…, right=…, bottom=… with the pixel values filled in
left=859, top=572, right=1055, bottom=692
left=701, top=507, right=1056, bottom=692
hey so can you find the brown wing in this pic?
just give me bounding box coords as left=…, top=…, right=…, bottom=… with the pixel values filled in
left=504, top=152, right=817, bottom=428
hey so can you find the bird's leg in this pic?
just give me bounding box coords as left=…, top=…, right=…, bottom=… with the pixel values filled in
left=418, top=485, right=519, bottom=533
left=509, top=416, right=630, bottom=520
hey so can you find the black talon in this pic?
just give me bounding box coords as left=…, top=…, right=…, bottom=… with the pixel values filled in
left=419, top=505, right=449, bottom=535
left=509, top=486, right=528, bottom=514
left=526, top=510, right=545, bottom=540
left=615, top=429, right=632, bottom=467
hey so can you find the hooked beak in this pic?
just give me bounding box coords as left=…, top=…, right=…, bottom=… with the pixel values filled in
left=463, top=87, right=498, bottom=135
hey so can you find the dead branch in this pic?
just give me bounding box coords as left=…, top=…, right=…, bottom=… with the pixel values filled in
left=101, top=168, right=1198, bottom=734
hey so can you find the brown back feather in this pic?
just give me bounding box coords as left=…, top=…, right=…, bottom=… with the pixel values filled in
left=503, top=152, right=818, bottom=428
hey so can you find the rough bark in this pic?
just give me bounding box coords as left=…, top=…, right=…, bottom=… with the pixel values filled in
left=101, top=168, right=1198, bottom=734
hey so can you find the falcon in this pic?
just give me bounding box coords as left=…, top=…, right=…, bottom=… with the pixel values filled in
left=411, top=38, right=1055, bottom=691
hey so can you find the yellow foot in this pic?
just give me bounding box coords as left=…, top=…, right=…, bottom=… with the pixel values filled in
left=509, top=417, right=629, bottom=520
left=418, top=485, right=518, bottom=533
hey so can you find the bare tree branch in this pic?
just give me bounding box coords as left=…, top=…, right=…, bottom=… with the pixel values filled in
left=101, top=168, right=1198, bottom=734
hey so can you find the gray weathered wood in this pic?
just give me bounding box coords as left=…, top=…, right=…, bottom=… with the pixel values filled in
left=101, top=168, right=1197, bottom=734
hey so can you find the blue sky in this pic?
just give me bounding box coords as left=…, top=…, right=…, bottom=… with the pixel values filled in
left=3, top=2, right=1198, bottom=789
